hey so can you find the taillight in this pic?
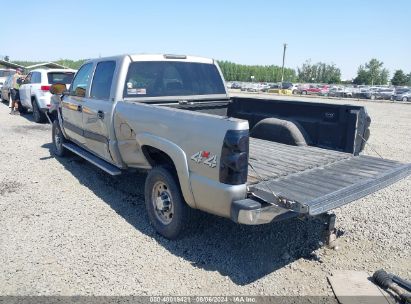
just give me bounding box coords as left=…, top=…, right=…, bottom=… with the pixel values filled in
left=219, top=130, right=249, bottom=185
left=41, top=85, right=51, bottom=91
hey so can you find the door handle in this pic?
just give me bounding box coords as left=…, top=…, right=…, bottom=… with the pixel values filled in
left=97, top=110, right=104, bottom=119
left=77, top=105, right=82, bottom=112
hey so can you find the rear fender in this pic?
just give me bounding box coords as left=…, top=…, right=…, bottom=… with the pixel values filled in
left=135, top=133, right=196, bottom=208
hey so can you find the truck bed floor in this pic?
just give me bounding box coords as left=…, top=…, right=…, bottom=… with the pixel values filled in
left=248, top=138, right=350, bottom=184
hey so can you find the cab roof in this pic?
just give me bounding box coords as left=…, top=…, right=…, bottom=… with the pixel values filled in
left=86, top=54, right=215, bottom=65
left=129, top=54, right=214, bottom=64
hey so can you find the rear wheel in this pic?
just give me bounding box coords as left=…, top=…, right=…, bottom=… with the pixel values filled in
left=302, top=91, right=307, bottom=95
left=402, top=97, right=408, bottom=102
left=145, top=166, right=190, bottom=239
left=52, top=120, right=66, bottom=157
left=32, top=99, right=46, bottom=123
left=370, top=95, right=376, bottom=100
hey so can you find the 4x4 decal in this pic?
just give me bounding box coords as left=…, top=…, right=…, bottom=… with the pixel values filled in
left=191, top=151, right=217, bottom=168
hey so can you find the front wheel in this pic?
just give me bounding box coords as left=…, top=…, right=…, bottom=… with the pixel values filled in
left=145, top=166, right=190, bottom=239
left=302, top=91, right=307, bottom=95
left=402, top=97, right=408, bottom=102
left=52, top=120, right=66, bottom=157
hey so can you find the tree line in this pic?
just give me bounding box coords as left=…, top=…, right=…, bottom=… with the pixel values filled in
left=217, top=60, right=296, bottom=82
left=218, top=60, right=342, bottom=84
left=5, top=56, right=411, bottom=86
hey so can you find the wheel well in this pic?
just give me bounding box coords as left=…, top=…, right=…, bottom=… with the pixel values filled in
left=142, top=146, right=176, bottom=170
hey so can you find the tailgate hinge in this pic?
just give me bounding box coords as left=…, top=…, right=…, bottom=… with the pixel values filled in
left=249, top=187, right=309, bottom=214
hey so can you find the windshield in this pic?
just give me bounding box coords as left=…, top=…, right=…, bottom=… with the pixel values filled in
left=47, top=72, right=75, bottom=84
left=124, top=61, right=226, bottom=98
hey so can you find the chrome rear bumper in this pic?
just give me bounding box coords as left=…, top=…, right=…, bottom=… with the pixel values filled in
left=230, top=199, right=297, bottom=225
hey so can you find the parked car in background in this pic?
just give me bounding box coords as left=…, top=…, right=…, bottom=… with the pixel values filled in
left=231, top=82, right=241, bottom=89
left=328, top=86, right=353, bottom=98
left=392, top=88, right=411, bottom=102
left=0, top=69, right=15, bottom=87
left=19, top=68, right=76, bottom=122
left=357, top=87, right=378, bottom=99
left=1, top=74, right=14, bottom=103
left=290, top=84, right=299, bottom=94
left=364, top=88, right=395, bottom=100
left=281, top=82, right=293, bottom=89
left=299, top=84, right=329, bottom=96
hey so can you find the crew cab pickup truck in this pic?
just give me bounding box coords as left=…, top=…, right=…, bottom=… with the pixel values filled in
left=49, top=54, right=411, bottom=239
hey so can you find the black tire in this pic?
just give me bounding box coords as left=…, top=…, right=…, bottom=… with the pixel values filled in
left=402, top=97, right=408, bottom=102
left=302, top=90, right=307, bottom=95
left=17, top=101, right=27, bottom=114
left=145, top=166, right=190, bottom=239
left=52, top=120, right=67, bottom=157
left=32, top=99, right=46, bottom=123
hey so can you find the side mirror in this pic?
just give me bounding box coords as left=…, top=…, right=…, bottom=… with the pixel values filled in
left=49, top=83, right=67, bottom=95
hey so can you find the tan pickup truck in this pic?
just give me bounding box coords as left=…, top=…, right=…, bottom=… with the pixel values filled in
left=48, top=54, right=411, bottom=240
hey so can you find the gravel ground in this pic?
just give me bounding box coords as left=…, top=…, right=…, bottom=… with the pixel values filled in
left=0, top=96, right=410, bottom=297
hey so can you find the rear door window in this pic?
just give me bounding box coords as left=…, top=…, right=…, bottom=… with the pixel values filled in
left=90, top=61, right=116, bottom=100
left=48, top=72, right=75, bottom=84
left=70, top=64, right=93, bottom=97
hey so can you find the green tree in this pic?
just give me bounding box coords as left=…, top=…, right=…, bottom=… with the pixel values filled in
left=391, top=70, right=408, bottom=86
left=217, top=60, right=296, bottom=82
left=353, top=59, right=389, bottom=85
left=366, top=59, right=384, bottom=85
left=354, top=65, right=367, bottom=85
left=297, top=60, right=341, bottom=83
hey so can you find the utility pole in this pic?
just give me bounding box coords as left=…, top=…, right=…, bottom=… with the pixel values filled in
left=280, top=43, right=287, bottom=88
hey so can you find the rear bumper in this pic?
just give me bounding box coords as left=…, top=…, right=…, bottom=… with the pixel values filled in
left=230, top=199, right=298, bottom=225
left=36, top=95, right=51, bottom=111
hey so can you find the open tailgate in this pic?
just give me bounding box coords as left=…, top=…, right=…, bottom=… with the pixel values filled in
left=249, top=143, right=411, bottom=216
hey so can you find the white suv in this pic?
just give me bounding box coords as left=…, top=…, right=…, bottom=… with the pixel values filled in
left=19, top=68, right=76, bottom=122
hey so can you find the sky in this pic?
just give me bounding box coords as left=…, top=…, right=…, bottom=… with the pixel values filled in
left=2, top=0, right=410, bottom=79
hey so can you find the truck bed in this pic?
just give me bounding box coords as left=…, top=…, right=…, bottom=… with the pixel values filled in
left=248, top=138, right=411, bottom=215
left=248, top=138, right=351, bottom=183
